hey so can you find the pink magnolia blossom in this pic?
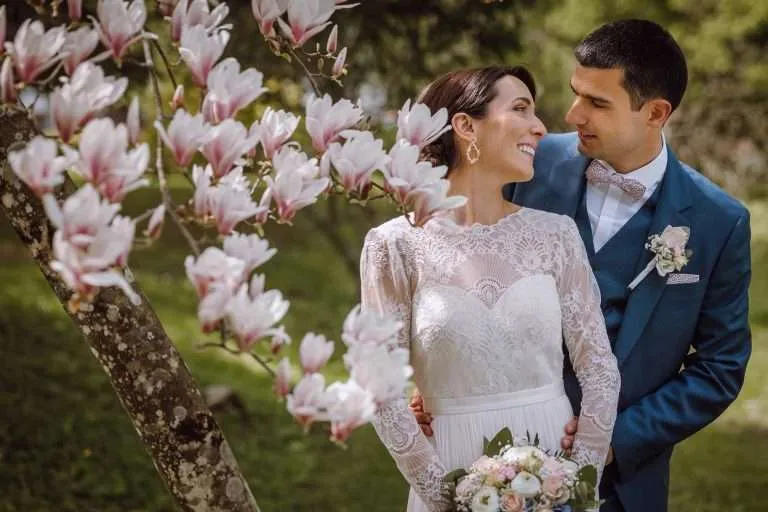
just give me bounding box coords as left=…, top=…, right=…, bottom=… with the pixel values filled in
left=155, top=109, right=211, bottom=166
left=410, top=179, right=467, bottom=228
left=171, top=84, right=185, bottom=111
left=184, top=246, right=245, bottom=299
left=0, top=57, right=15, bottom=104
left=45, top=186, right=139, bottom=305
left=171, top=0, right=230, bottom=42
left=299, top=333, right=334, bottom=374
left=325, top=379, right=375, bottom=444
left=65, top=117, right=149, bottom=202
left=192, top=167, right=265, bottom=235
left=144, top=204, right=165, bottom=239
left=277, top=0, right=335, bottom=48
left=273, top=357, right=293, bottom=397
left=222, top=232, right=277, bottom=278
left=269, top=325, right=291, bottom=354
left=383, top=140, right=447, bottom=204
left=305, top=93, right=363, bottom=152
left=126, top=95, right=141, bottom=145
left=42, top=184, right=119, bottom=248
left=250, top=0, right=289, bottom=36
left=192, top=164, right=214, bottom=217
left=50, top=62, right=128, bottom=143
left=197, top=284, right=232, bottom=332
left=68, top=0, right=83, bottom=21
left=179, top=24, right=229, bottom=87
left=202, top=58, right=267, bottom=123
left=8, top=136, right=73, bottom=196
left=347, top=344, right=412, bottom=405
left=92, top=0, right=147, bottom=61
left=263, top=146, right=329, bottom=223
left=62, top=26, right=99, bottom=75
left=250, top=107, right=299, bottom=159
left=50, top=223, right=140, bottom=306
left=327, top=131, right=388, bottom=195
left=209, top=169, right=266, bottom=234
left=331, top=47, right=347, bottom=78
left=341, top=304, right=402, bottom=349
left=201, top=119, right=258, bottom=178
left=226, top=282, right=289, bottom=351
left=396, top=99, right=451, bottom=148
left=5, top=20, right=66, bottom=83
left=286, top=373, right=327, bottom=429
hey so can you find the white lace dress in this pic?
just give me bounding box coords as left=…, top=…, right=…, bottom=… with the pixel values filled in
left=360, top=208, right=620, bottom=511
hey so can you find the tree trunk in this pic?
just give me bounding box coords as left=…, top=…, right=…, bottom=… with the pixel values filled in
left=0, top=105, right=260, bottom=512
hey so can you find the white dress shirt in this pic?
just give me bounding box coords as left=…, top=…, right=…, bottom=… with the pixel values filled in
left=586, top=136, right=668, bottom=252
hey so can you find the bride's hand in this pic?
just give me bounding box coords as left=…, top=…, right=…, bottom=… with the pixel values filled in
left=561, top=416, right=578, bottom=454
left=408, top=389, right=434, bottom=437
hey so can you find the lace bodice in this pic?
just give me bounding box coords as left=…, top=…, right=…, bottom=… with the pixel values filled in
left=360, top=208, right=620, bottom=511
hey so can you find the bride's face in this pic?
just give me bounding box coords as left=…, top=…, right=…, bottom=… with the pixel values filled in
left=473, top=76, right=547, bottom=182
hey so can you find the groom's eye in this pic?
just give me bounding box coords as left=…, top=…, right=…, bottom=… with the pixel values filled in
left=591, top=100, right=608, bottom=109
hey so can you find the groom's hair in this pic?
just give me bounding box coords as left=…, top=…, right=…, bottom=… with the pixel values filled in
left=575, top=19, right=688, bottom=112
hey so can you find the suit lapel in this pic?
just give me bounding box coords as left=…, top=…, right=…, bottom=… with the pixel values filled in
left=613, top=152, right=694, bottom=365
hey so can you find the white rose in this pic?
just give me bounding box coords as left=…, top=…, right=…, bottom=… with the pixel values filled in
left=508, top=471, right=541, bottom=498
left=471, top=485, right=500, bottom=512
left=501, top=445, right=545, bottom=465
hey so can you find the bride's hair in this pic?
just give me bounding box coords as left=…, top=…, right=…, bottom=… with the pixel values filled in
left=418, top=66, right=536, bottom=171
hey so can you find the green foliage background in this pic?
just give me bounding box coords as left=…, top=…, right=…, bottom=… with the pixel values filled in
left=1, top=1, right=767, bottom=511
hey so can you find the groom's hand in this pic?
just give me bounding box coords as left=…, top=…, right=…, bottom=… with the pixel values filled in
left=561, top=416, right=578, bottom=454
left=409, top=389, right=433, bottom=437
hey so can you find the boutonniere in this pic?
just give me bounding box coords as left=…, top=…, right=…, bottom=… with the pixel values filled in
left=628, top=225, right=693, bottom=290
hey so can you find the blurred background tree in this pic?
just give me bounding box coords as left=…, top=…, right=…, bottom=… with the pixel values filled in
left=1, top=1, right=766, bottom=510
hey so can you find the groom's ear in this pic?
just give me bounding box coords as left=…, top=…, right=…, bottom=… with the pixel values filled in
left=645, top=98, right=673, bottom=128
left=451, top=112, right=476, bottom=142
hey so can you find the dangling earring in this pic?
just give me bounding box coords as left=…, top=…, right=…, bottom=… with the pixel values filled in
left=466, top=140, right=480, bottom=165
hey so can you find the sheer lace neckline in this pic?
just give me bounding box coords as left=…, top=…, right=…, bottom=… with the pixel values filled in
left=429, top=207, right=529, bottom=234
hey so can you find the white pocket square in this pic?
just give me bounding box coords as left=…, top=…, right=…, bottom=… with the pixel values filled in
left=667, top=273, right=699, bottom=285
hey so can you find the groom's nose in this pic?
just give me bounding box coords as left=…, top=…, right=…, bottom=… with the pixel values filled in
left=565, top=99, right=586, bottom=126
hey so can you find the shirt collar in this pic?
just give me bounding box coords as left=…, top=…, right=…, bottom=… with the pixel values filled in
left=596, top=133, right=667, bottom=190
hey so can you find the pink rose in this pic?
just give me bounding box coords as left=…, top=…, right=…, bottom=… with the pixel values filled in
left=499, top=491, right=524, bottom=512
left=542, top=475, right=570, bottom=505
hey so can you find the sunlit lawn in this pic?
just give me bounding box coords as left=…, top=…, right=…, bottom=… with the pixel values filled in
left=0, top=194, right=765, bottom=511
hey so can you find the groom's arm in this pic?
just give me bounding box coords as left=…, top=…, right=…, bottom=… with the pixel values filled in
left=611, top=210, right=752, bottom=481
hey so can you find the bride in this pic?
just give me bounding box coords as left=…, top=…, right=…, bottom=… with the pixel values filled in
left=360, top=66, right=621, bottom=511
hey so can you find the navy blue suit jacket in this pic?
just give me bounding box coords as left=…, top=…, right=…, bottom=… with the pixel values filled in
left=505, top=133, right=752, bottom=512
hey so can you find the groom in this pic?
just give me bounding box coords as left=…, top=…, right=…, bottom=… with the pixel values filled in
left=413, top=19, right=752, bottom=512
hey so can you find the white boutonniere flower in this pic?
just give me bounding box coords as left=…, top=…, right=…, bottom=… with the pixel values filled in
left=628, top=225, right=692, bottom=290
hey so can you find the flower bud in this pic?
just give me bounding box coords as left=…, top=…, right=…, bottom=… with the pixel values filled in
left=332, top=47, right=347, bottom=78
left=326, top=25, right=338, bottom=54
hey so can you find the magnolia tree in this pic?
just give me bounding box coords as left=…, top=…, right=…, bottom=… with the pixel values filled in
left=0, top=0, right=468, bottom=508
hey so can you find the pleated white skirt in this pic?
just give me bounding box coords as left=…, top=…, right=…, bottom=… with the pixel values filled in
left=407, top=381, right=573, bottom=512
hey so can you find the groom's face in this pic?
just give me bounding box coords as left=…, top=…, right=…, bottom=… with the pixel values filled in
left=565, top=65, right=647, bottom=165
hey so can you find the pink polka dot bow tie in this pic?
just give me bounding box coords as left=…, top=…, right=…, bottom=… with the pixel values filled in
left=585, top=160, right=646, bottom=201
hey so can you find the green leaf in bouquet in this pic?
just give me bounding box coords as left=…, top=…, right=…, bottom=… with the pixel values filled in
left=444, top=468, right=468, bottom=485
left=576, top=464, right=597, bottom=489
left=483, top=427, right=514, bottom=456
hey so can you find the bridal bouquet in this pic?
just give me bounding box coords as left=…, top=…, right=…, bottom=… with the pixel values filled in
left=443, top=428, right=599, bottom=512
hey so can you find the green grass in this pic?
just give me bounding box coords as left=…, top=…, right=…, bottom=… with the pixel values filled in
left=0, top=193, right=765, bottom=511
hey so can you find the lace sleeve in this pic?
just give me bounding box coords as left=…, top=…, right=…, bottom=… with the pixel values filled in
left=360, top=227, right=452, bottom=511
left=556, top=218, right=620, bottom=480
